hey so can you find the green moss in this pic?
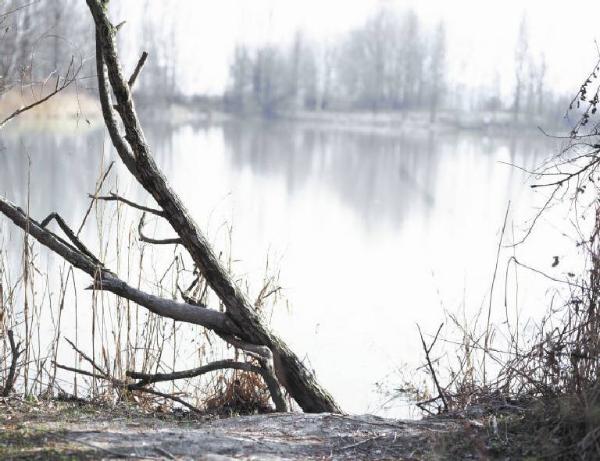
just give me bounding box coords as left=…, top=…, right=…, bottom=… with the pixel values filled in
left=0, top=427, right=94, bottom=460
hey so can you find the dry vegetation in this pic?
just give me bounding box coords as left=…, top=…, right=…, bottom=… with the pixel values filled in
left=0, top=87, right=101, bottom=125
left=3, top=2, right=600, bottom=460
left=0, top=171, right=286, bottom=416
left=402, top=59, right=600, bottom=460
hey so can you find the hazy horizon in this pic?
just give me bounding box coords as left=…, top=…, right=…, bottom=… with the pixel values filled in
left=117, top=0, right=600, bottom=98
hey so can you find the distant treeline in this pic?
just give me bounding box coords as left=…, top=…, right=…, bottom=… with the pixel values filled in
left=0, top=2, right=566, bottom=124
left=224, top=9, right=563, bottom=122
left=0, top=1, right=93, bottom=92
left=0, top=0, right=177, bottom=106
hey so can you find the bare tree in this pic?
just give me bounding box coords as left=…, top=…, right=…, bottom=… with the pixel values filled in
left=228, top=44, right=253, bottom=112
left=288, top=31, right=304, bottom=111
left=316, top=43, right=336, bottom=110
left=0, top=0, right=341, bottom=414
left=428, top=21, right=447, bottom=123
left=399, top=10, right=424, bottom=109
left=535, top=53, right=547, bottom=115
left=0, top=2, right=82, bottom=129
left=337, top=10, right=394, bottom=110
left=513, top=14, right=529, bottom=122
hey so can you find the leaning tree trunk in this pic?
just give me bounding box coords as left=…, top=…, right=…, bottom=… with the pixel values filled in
left=0, top=0, right=340, bottom=414
left=82, top=0, right=340, bottom=413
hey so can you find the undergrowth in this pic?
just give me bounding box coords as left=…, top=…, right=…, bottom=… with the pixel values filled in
left=411, top=58, right=600, bottom=460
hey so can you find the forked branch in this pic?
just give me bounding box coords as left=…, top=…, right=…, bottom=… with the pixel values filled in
left=0, top=196, right=239, bottom=334
left=1, top=330, right=22, bottom=396
left=127, top=358, right=288, bottom=412
left=138, top=213, right=182, bottom=245
left=91, top=192, right=165, bottom=217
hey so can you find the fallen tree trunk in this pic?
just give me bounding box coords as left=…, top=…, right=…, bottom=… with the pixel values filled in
left=85, top=0, right=340, bottom=414
left=83, top=0, right=340, bottom=414
left=0, top=0, right=340, bottom=413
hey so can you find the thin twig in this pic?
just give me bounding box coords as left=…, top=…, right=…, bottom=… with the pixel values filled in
left=40, top=212, right=102, bottom=266
left=92, top=192, right=165, bottom=217
left=484, top=202, right=510, bottom=383
left=77, top=161, right=115, bottom=236
left=417, top=323, right=448, bottom=412
left=0, top=58, right=80, bottom=129
left=138, top=213, right=182, bottom=245
left=64, top=337, right=107, bottom=377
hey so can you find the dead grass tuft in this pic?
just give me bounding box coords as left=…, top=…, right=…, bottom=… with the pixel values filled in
left=205, top=369, right=272, bottom=416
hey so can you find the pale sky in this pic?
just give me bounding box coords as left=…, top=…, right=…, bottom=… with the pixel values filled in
left=120, top=0, right=600, bottom=97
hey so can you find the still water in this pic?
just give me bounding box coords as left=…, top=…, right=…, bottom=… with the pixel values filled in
left=0, top=119, right=568, bottom=415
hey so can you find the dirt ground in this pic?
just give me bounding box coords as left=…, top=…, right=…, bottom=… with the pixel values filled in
left=0, top=397, right=503, bottom=460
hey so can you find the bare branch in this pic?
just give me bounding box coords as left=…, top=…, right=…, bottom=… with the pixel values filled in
left=0, top=58, right=81, bottom=129
left=77, top=161, right=115, bottom=236
left=93, top=25, right=138, bottom=170
left=138, top=213, right=182, bottom=245
left=54, top=362, right=201, bottom=413
left=530, top=154, right=600, bottom=188
left=55, top=362, right=109, bottom=382
left=0, top=195, right=240, bottom=334
left=417, top=323, right=448, bottom=412
left=128, top=358, right=288, bottom=412
left=40, top=212, right=102, bottom=266
left=91, top=192, right=165, bottom=217
left=86, top=277, right=238, bottom=334
left=128, top=51, right=148, bottom=89
left=1, top=330, right=22, bottom=396
left=128, top=359, right=263, bottom=387
left=64, top=337, right=107, bottom=377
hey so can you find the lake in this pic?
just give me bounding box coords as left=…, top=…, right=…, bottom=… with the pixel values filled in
left=0, top=118, right=573, bottom=416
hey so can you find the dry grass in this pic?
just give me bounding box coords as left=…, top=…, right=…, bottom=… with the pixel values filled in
left=204, top=370, right=273, bottom=416
left=0, top=158, right=283, bottom=416
left=409, top=90, right=600, bottom=458
left=0, top=86, right=101, bottom=124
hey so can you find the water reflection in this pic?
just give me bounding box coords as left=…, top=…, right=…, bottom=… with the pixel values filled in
left=223, top=121, right=442, bottom=229
left=221, top=121, right=553, bottom=231
left=0, top=127, right=109, bottom=220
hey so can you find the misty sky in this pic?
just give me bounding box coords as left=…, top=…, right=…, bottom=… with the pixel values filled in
left=120, top=0, right=600, bottom=98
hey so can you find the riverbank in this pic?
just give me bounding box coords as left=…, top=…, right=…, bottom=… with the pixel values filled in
left=0, top=88, right=102, bottom=127
left=276, top=108, right=564, bottom=134
left=162, top=105, right=568, bottom=137
left=0, top=396, right=519, bottom=460
left=1, top=87, right=565, bottom=136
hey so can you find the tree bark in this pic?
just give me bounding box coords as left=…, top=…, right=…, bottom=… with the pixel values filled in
left=82, top=0, right=341, bottom=413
